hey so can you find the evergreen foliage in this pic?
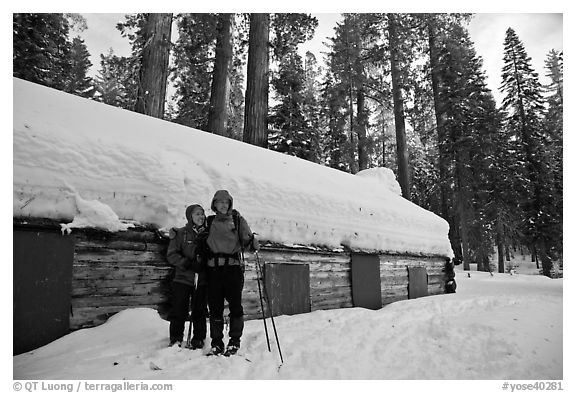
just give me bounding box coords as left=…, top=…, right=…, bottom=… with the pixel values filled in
left=13, top=13, right=93, bottom=97
left=268, top=14, right=319, bottom=160
left=500, top=28, right=560, bottom=276
left=170, top=14, right=220, bottom=130
left=93, top=49, right=138, bottom=110
left=66, top=36, right=95, bottom=98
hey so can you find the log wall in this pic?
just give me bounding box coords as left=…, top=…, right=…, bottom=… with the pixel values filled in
left=379, top=254, right=448, bottom=305
left=71, top=238, right=450, bottom=328
left=70, top=229, right=172, bottom=330
left=14, top=220, right=450, bottom=330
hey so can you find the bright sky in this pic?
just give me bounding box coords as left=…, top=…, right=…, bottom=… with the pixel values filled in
left=76, top=12, right=562, bottom=107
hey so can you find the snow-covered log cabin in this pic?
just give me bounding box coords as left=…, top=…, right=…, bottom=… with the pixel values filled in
left=13, top=78, right=455, bottom=353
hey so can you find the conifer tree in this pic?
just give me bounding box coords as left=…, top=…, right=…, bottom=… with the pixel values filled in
left=319, top=70, right=350, bottom=172
left=326, top=14, right=385, bottom=174
left=269, top=50, right=312, bottom=159
left=94, top=49, right=138, bottom=110
left=268, top=13, right=318, bottom=160
left=303, top=51, right=323, bottom=162
left=432, top=21, right=505, bottom=271
left=171, top=13, right=219, bottom=129
left=65, top=36, right=95, bottom=98
left=541, top=49, right=563, bottom=264
left=500, top=27, right=554, bottom=276
left=13, top=13, right=72, bottom=90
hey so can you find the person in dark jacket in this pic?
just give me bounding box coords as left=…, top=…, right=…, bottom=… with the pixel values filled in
left=199, top=190, right=259, bottom=356
left=166, top=204, right=209, bottom=349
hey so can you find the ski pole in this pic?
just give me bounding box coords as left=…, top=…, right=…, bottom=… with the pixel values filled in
left=254, top=251, right=271, bottom=352
left=255, top=251, right=284, bottom=364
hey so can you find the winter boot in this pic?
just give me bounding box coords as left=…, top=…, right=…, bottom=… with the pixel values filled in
left=207, top=341, right=224, bottom=356
left=190, top=338, right=204, bottom=350
left=224, top=338, right=240, bottom=356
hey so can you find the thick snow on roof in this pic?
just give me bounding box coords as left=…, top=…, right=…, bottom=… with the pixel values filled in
left=13, top=78, right=452, bottom=257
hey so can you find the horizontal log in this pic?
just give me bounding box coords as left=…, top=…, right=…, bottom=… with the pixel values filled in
left=380, top=269, right=409, bottom=279
left=73, top=229, right=166, bottom=244
left=75, top=239, right=167, bottom=253
left=311, top=300, right=353, bottom=311
left=310, top=270, right=350, bottom=281
left=428, top=282, right=446, bottom=295
left=428, top=274, right=447, bottom=285
left=381, top=285, right=408, bottom=299
left=381, top=276, right=409, bottom=286
left=71, top=293, right=169, bottom=308
left=74, top=260, right=170, bottom=270
left=73, top=266, right=171, bottom=281
left=382, top=294, right=408, bottom=305
left=255, top=251, right=349, bottom=264
left=72, top=281, right=168, bottom=297
left=380, top=254, right=447, bottom=263
left=74, top=249, right=167, bottom=264
left=310, top=287, right=352, bottom=300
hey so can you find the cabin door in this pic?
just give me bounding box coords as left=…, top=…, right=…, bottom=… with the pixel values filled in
left=264, top=263, right=310, bottom=317
left=351, top=254, right=382, bottom=310
left=407, top=266, right=428, bottom=299
left=13, top=229, right=74, bottom=355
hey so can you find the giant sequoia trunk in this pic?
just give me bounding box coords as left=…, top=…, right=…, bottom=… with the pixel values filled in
left=243, top=13, right=270, bottom=148
left=207, top=13, right=233, bottom=136
left=134, top=13, right=172, bottom=119
left=388, top=14, right=411, bottom=200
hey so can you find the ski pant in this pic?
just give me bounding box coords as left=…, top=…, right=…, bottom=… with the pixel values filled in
left=168, top=281, right=208, bottom=342
left=206, top=265, right=244, bottom=348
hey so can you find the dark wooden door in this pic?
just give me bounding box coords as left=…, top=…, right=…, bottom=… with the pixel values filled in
left=407, top=266, right=428, bottom=299
left=351, top=254, right=382, bottom=310
left=13, top=229, right=74, bottom=355
left=263, top=263, right=310, bottom=317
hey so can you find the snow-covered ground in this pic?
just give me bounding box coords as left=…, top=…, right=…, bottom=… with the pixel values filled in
left=13, top=260, right=563, bottom=382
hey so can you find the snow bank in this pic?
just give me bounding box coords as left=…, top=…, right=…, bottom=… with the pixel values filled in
left=13, top=267, right=563, bottom=380
left=13, top=78, right=452, bottom=257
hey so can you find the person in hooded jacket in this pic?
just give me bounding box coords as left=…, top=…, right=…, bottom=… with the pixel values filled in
left=166, top=204, right=209, bottom=349
left=198, top=190, right=259, bottom=356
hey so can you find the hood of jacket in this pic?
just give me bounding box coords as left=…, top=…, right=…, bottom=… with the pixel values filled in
left=185, top=203, right=204, bottom=222
left=211, top=190, right=234, bottom=215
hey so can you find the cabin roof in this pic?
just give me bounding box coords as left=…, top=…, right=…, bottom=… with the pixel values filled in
left=13, top=78, right=453, bottom=258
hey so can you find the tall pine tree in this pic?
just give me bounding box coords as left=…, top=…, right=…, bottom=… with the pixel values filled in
left=268, top=13, right=318, bottom=160
left=65, top=36, right=95, bottom=98
left=171, top=13, right=219, bottom=129
left=500, top=27, right=554, bottom=276
left=94, top=49, right=139, bottom=110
